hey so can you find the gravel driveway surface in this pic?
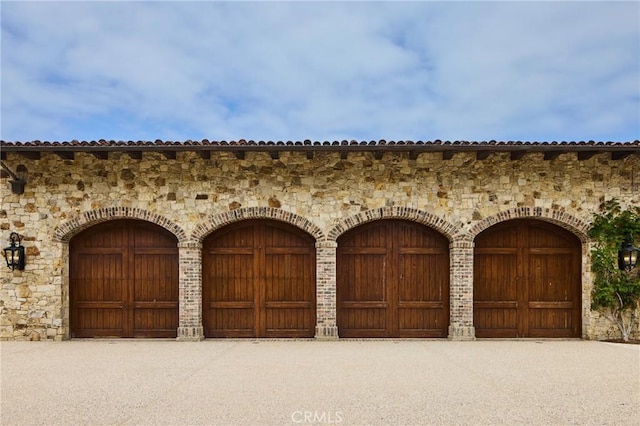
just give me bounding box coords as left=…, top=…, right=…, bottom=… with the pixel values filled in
left=1, top=339, right=638, bottom=425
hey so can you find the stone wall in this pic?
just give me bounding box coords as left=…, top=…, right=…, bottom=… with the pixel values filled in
left=1, top=150, right=638, bottom=340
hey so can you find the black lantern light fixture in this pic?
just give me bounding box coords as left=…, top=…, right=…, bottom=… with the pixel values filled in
left=3, top=232, right=25, bottom=271
left=618, top=234, right=639, bottom=271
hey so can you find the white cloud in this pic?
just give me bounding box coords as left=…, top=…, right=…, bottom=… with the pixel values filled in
left=1, top=1, right=638, bottom=142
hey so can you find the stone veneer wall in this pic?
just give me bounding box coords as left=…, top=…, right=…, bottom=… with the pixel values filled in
left=1, top=150, right=638, bottom=341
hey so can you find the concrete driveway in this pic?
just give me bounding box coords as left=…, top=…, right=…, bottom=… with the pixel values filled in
left=1, top=340, right=638, bottom=425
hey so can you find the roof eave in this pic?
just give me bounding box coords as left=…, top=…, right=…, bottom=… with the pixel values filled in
left=1, top=140, right=638, bottom=161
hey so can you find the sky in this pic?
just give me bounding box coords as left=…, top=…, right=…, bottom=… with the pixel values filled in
left=1, top=0, right=639, bottom=143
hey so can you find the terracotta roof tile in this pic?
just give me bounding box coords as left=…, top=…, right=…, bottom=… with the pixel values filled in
left=1, top=139, right=639, bottom=157
left=1, top=139, right=638, bottom=146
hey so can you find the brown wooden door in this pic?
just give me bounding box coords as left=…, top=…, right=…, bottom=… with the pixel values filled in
left=337, top=220, right=449, bottom=338
left=70, top=220, right=179, bottom=338
left=474, top=220, right=581, bottom=338
left=203, top=220, right=316, bottom=338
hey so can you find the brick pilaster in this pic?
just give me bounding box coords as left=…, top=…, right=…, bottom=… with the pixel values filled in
left=177, top=241, right=204, bottom=341
left=448, top=236, right=476, bottom=340
left=315, top=240, right=338, bottom=339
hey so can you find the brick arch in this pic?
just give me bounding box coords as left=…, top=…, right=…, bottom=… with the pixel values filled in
left=191, top=207, right=325, bottom=242
left=53, top=207, right=187, bottom=243
left=467, top=207, right=590, bottom=243
left=327, top=207, right=457, bottom=241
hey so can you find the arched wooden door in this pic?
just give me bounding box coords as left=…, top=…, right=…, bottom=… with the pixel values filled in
left=474, top=220, right=581, bottom=338
left=337, top=220, right=450, bottom=338
left=70, top=220, right=179, bottom=338
left=202, top=220, right=316, bottom=338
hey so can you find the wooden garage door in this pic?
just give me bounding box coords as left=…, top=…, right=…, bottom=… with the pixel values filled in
left=337, top=220, right=449, bottom=338
left=474, top=220, right=581, bottom=338
left=203, top=220, right=316, bottom=338
left=70, top=220, right=179, bottom=338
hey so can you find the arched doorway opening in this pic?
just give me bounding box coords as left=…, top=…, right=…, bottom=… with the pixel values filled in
left=202, top=220, right=316, bottom=338
left=474, top=219, right=582, bottom=338
left=337, top=219, right=450, bottom=338
left=70, top=220, right=179, bottom=338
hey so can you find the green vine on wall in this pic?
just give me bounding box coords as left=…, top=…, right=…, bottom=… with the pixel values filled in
left=589, top=199, right=640, bottom=341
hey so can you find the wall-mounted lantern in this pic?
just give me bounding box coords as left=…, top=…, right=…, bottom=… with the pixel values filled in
left=3, top=232, right=25, bottom=271
left=618, top=234, right=639, bottom=271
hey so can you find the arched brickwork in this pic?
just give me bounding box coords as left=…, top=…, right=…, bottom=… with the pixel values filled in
left=191, top=207, right=325, bottom=242
left=466, top=207, right=590, bottom=242
left=327, top=207, right=457, bottom=241
left=53, top=207, right=187, bottom=243
left=448, top=208, right=591, bottom=340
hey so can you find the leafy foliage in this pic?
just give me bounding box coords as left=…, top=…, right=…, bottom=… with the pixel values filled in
left=589, top=200, right=640, bottom=341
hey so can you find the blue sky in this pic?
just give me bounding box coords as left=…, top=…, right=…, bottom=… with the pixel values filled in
left=1, top=1, right=639, bottom=143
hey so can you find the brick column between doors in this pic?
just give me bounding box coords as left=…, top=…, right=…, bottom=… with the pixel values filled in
left=448, top=237, right=476, bottom=340
left=177, top=241, right=204, bottom=341
left=315, top=241, right=339, bottom=339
